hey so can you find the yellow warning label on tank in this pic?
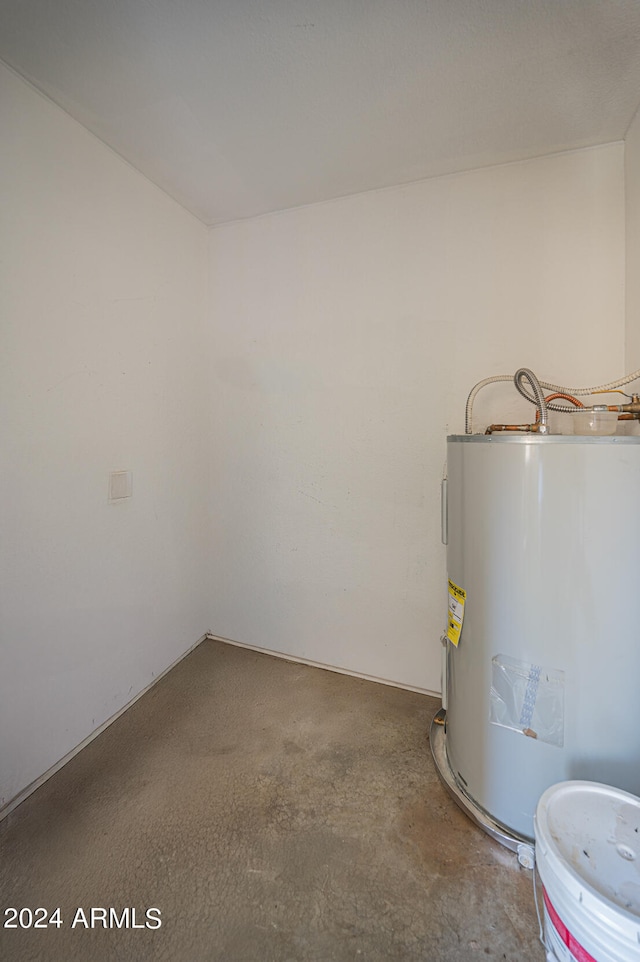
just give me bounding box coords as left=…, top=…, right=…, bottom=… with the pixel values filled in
left=447, top=579, right=466, bottom=647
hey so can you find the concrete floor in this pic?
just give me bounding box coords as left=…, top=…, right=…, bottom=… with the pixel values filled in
left=0, top=640, right=543, bottom=961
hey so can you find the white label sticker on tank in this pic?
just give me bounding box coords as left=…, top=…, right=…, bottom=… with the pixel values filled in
left=447, top=580, right=466, bottom=647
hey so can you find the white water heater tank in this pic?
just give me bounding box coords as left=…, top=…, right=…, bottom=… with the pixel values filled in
left=443, top=434, right=640, bottom=840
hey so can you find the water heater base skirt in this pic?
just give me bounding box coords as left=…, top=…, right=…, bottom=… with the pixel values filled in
left=429, top=709, right=532, bottom=852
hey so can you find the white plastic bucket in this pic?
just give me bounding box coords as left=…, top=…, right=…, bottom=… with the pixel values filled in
left=534, top=781, right=640, bottom=962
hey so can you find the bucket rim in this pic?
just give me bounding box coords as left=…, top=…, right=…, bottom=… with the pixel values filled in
left=534, top=780, right=640, bottom=930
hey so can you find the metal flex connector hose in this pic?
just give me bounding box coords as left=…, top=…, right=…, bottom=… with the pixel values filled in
left=514, top=368, right=548, bottom=434
left=465, top=367, right=640, bottom=434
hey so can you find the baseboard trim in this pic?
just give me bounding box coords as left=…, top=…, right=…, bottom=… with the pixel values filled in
left=206, top=633, right=440, bottom=699
left=0, top=633, right=209, bottom=823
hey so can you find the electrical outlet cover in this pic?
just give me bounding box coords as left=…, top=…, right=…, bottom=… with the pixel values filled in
left=109, top=470, right=133, bottom=502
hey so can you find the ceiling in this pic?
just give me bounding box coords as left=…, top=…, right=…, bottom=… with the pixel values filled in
left=2, top=0, right=640, bottom=226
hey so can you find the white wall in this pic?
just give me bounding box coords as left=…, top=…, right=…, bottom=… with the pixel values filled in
left=207, top=144, right=625, bottom=692
left=626, top=105, right=640, bottom=369
left=0, top=57, right=629, bottom=811
left=0, top=64, right=210, bottom=810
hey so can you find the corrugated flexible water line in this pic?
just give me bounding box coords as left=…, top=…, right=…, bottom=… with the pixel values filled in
left=465, top=367, right=640, bottom=434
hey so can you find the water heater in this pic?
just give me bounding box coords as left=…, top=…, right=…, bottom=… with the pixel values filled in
left=434, top=434, right=640, bottom=844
